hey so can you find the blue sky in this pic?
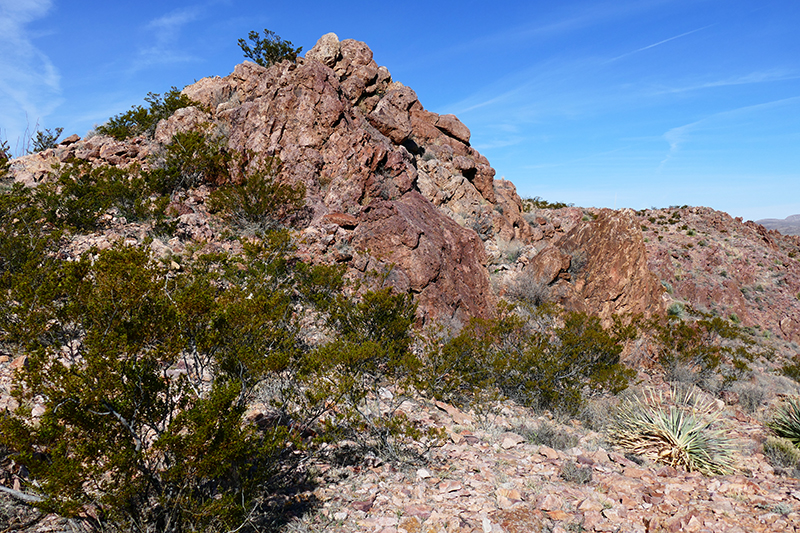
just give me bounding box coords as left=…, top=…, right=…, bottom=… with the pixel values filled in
left=2, top=0, right=798, bottom=221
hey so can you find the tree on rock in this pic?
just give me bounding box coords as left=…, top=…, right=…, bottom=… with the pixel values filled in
left=238, top=29, right=302, bottom=67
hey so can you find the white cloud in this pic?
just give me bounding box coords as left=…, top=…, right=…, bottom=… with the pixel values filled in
left=0, top=0, right=61, bottom=153
left=130, top=6, right=203, bottom=72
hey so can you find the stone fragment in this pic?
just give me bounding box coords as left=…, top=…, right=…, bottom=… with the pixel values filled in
left=500, top=432, right=525, bottom=449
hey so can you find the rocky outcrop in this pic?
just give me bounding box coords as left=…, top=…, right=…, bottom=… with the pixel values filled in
left=523, top=209, right=666, bottom=324
left=10, top=33, right=525, bottom=323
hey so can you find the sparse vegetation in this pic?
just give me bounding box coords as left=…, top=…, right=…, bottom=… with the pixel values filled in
left=505, top=270, right=551, bottom=307
left=96, top=87, right=198, bottom=140
left=208, top=157, right=306, bottom=233
left=420, top=304, right=633, bottom=415
left=610, top=388, right=735, bottom=475
left=30, top=127, right=63, bottom=153
left=762, top=436, right=800, bottom=474
left=522, top=196, right=572, bottom=210
left=560, top=460, right=593, bottom=484
left=0, top=138, right=10, bottom=177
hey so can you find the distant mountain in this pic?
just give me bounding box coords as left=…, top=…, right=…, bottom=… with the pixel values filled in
left=756, top=214, right=800, bottom=235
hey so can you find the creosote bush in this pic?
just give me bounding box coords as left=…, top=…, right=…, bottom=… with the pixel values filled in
left=653, top=314, right=756, bottom=392
left=239, top=29, right=302, bottom=68
left=208, top=156, right=306, bottom=233
left=420, top=303, right=633, bottom=415
left=31, top=127, right=63, bottom=153
left=0, top=204, right=435, bottom=531
left=609, top=388, right=735, bottom=476
left=0, top=240, right=318, bottom=532
left=96, top=87, right=197, bottom=140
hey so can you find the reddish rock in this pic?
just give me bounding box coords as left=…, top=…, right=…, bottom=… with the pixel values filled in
left=554, top=209, right=665, bottom=325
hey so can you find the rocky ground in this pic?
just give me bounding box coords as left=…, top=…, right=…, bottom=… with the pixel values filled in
left=3, top=345, right=800, bottom=533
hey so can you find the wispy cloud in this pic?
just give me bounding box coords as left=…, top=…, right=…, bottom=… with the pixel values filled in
left=606, top=25, right=713, bottom=63
left=659, top=96, right=800, bottom=169
left=0, top=0, right=62, bottom=152
left=130, top=6, right=203, bottom=72
left=654, top=69, right=800, bottom=94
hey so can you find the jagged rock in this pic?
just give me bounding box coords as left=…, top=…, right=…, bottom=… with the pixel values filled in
left=305, top=32, right=341, bottom=67
left=351, top=192, right=491, bottom=324
left=532, top=209, right=665, bottom=324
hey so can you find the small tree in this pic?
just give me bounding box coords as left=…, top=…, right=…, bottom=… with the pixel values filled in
left=31, top=127, right=63, bottom=153
left=238, top=29, right=302, bottom=68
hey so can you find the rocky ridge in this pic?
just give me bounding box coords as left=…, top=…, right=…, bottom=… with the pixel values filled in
left=4, top=32, right=800, bottom=533
left=758, top=215, right=800, bottom=237
left=8, top=33, right=665, bottom=327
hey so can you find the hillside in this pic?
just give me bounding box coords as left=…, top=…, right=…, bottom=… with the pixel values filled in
left=2, top=33, right=800, bottom=533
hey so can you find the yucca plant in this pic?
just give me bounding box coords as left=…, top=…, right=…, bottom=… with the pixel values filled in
left=609, top=388, right=735, bottom=475
left=768, top=397, right=800, bottom=447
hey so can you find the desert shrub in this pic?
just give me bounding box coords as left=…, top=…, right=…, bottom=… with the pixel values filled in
left=0, top=183, right=60, bottom=279
left=239, top=29, right=302, bottom=68
left=733, top=382, right=767, bottom=413
left=147, top=129, right=231, bottom=195
left=505, top=270, right=551, bottom=307
left=520, top=420, right=579, bottom=450
left=667, top=302, right=685, bottom=318
left=421, top=306, right=633, bottom=415
left=781, top=355, right=800, bottom=384
left=560, top=460, right=593, bottom=484
left=653, top=315, right=755, bottom=391
left=762, top=436, right=800, bottom=474
left=30, top=127, right=63, bottom=153
left=768, top=397, right=800, bottom=446
left=609, top=388, right=735, bottom=475
left=0, top=138, right=10, bottom=176
left=96, top=88, right=197, bottom=140
left=208, top=157, right=306, bottom=232
left=567, top=249, right=587, bottom=276
left=35, top=162, right=164, bottom=231
left=522, top=196, right=572, bottom=210
left=0, top=235, right=341, bottom=532
left=299, top=287, right=435, bottom=460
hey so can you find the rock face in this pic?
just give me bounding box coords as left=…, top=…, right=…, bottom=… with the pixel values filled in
left=523, top=209, right=666, bottom=324
left=180, top=34, right=519, bottom=322
left=11, top=33, right=539, bottom=323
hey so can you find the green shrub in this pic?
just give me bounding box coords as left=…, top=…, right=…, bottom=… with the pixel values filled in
left=768, top=397, right=800, bottom=446
left=147, top=129, right=231, bottom=195
left=0, top=229, right=385, bottom=531
left=522, top=196, right=572, bottom=211
left=421, top=306, right=633, bottom=415
left=0, top=245, right=291, bottom=531
left=654, top=315, right=755, bottom=390
left=609, top=388, right=735, bottom=475
left=30, top=127, right=63, bottom=153
left=34, top=161, right=167, bottom=231
left=0, top=138, right=10, bottom=175
left=667, top=302, right=685, bottom=318
left=96, top=87, right=197, bottom=140
left=207, top=157, right=306, bottom=232
left=238, top=29, right=302, bottom=68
